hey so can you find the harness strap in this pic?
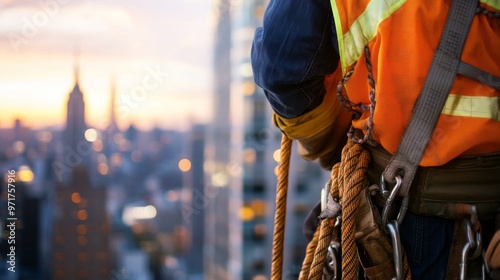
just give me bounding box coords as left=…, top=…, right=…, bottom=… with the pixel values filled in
left=383, top=0, right=478, bottom=195
left=457, top=62, right=500, bottom=91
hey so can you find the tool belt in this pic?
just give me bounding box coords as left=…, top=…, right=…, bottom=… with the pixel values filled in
left=366, top=145, right=500, bottom=220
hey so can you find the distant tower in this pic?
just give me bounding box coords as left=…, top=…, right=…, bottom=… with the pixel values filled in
left=64, top=48, right=87, bottom=155
left=108, top=75, right=119, bottom=133
left=205, top=0, right=237, bottom=279
left=51, top=167, right=112, bottom=280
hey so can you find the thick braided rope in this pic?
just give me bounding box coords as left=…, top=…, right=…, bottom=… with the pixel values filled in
left=270, top=134, right=292, bottom=280
left=308, top=218, right=337, bottom=279
left=339, top=140, right=370, bottom=279
left=299, top=229, right=320, bottom=280
left=298, top=141, right=370, bottom=279
left=306, top=164, right=341, bottom=279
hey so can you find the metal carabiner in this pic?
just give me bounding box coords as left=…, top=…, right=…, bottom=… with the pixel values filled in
left=381, top=175, right=408, bottom=226
left=469, top=224, right=482, bottom=260
left=324, top=241, right=341, bottom=280
left=387, top=220, right=403, bottom=280
left=459, top=222, right=474, bottom=280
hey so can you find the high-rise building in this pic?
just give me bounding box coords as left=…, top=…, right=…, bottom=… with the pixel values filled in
left=232, top=1, right=279, bottom=279
left=108, top=75, right=119, bottom=133
left=64, top=51, right=87, bottom=159
left=186, top=124, right=206, bottom=279
left=204, top=0, right=242, bottom=279
left=51, top=167, right=111, bottom=280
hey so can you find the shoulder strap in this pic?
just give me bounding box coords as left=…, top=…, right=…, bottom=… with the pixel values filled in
left=382, top=0, right=478, bottom=195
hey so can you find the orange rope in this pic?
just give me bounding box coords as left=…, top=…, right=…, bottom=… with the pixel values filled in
left=270, top=134, right=292, bottom=280
left=298, top=230, right=319, bottom=280
left=299, top=140, right=369, bottom=280
left=271, top=136, right=411, bottom=279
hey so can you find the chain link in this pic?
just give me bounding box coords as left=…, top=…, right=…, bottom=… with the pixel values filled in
left=337, top=47, right=377, bottom=146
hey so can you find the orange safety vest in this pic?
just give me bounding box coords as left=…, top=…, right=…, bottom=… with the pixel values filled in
left=330, top=0, right=500, bottom=166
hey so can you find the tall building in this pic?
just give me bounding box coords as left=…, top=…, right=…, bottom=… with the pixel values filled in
left=51, top=167, right=111, bottom=280
left=64, top=52, right=87, bottom=158
left=108, top=75, right=119, bottom=134
left=204, top=0, right=242, bottom=279
left=232, top=1, right=279, bottom=279
left=186, top=124, right=206, bottom=279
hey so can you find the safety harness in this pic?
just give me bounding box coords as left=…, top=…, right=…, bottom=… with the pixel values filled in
left=270, top=0, right=500, bottom=279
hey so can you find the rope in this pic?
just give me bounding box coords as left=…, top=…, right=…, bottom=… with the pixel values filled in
left=338, top=141, right=369, bottom=278
left=298, top=140, right=369, bottom=279
left=271, top=134, right=292, bottom=280
left=299, top=230, right=320, bottom=279
left=271, top=136, right=411, bottom=279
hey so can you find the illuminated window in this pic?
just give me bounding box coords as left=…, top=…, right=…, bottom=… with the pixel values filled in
left=110, top=153, right=123, bottom=167
left=241, top=206, right=255, bottom=222
left=18, top=165, right=34, bottom=182
left=250, top=200, right=266, bottom=217
left=84, top=129, right=98, bottom=142
left=254, top=224, right=267, bottom=240
left=37, top=131, right=53, bottom=143
left=71, top=193, right=81, bottom=204
left=77, top=225, right=87, bottom=235
left=92, top=140, right=104, bottom=152
left=178, top=159, right=192, bottom=172
left=253, top=275, right=268, bottom=280
left=273, top=149, right=281, bottom=162
left=243, top=81, right=256, bottom=96
left=243, top=148, right=256, bottom=164
left=98, top=163, right=109, bottom=175
left=77, top=210, right=88, bottom=221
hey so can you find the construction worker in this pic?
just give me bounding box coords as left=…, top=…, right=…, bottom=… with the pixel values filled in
left=252, top=0, right=500, bottom=279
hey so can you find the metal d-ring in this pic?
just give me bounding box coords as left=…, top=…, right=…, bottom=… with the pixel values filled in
left=381, top=175, right=402, bottom=226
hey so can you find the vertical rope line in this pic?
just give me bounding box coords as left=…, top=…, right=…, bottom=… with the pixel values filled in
left=308, top=218, right=336, bottom=279
left=271, top=134, right=292, bottom=280
left=299, top=230, right=320, bottom=280
left=339, top=142, right=369, bottom=279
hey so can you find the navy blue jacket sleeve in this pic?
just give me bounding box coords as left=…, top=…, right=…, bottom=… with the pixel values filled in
left=251, top=0, right=340, bottom=119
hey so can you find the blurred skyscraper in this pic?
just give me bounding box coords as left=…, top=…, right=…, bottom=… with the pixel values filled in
left=186, top=124, right=206, bottom=279
left=232, top=0, right=281, bottom=279
left=51, top=168, right=111, bottom=280
left=204, top=0, right=242, bottom=279
left=63, top=52, right=90, bottom=172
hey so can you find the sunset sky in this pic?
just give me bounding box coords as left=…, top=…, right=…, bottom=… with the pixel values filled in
left=0, top=0, right=218, bottom=131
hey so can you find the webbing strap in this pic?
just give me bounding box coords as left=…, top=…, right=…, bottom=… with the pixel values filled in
left=457, top=62, right=500, bottom=91
left=383, top=0, right=477, bottom=195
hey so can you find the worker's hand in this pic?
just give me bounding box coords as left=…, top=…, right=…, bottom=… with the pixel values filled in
left=296, top=111, right=350, bottom=169
left=273, top=73, right=353, bottom=170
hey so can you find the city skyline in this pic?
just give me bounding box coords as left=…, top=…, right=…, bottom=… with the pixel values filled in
left=0, top=0, right=219, bottom=131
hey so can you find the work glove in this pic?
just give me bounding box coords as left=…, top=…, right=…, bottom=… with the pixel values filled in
left=273, top=73, right=352, bottom=170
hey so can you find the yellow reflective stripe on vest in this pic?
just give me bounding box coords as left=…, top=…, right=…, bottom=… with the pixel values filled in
left=331, top=0, right=407, bottom=74
left=481, top=0, right=500, bottom=10
left=442, top=94, right=500, bottom=121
